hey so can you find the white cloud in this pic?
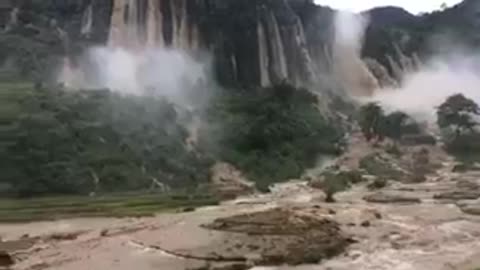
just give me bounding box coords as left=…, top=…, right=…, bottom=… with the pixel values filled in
left=314, top=0, right=463, bottom=14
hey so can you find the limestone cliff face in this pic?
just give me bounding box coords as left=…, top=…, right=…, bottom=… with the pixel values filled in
left=103, top=0, right=331, bottom=87
left=0, top=0, right=355, bottom=89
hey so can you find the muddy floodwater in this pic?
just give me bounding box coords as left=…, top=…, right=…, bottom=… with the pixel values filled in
left=2, top=177, right=480, bottom=270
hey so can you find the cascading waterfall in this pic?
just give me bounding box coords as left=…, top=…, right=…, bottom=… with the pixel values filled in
left=61, top=0, right=207, bottom=97
left=265, top=12, right=289, bottom=82
left=63, top=0, right=343, bottom=89
left=108, top=0, right=196, bottom=50
left=108, top=0, right=128, bottom=47
left=81, top=4, right=93, bottom=37
left=3, top=7, right=18, bottom=32
left=293, top=18, right=318, bottom=84
left=257, top=21, right=271, bottom=87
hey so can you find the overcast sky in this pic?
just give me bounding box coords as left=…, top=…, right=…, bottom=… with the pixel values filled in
left=314, top=0, right=463, bottom=14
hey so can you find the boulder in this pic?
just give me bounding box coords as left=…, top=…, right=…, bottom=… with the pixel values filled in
left=364, top=192, right=421, bottom=204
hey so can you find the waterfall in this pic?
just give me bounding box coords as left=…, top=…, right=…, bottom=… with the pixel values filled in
left=230, top=54, right=238, bottom=82
left=257, top=21, right=271, bottom=87
left=170, top=0, right=189, bottom=49
left=266, top=12, right=288, bottom=82
left=109, top=0, right=127, bottom=47
left=81, top=4, right=93, bottom=37
left=3, top=7, right=19, bottom=32
left=293, top=18, right=317, bottom=83
left=146, top=0, right=164, bottom=47
left=126, top=0, right=139, bottom=48
left=108, top=0, right=197, bottom=50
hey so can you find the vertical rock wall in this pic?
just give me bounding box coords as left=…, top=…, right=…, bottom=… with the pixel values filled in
left=106, top=0, right=331, bottom=87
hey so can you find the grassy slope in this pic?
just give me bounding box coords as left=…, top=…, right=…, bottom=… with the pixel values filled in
left=0, top=193, right=219, bottom=223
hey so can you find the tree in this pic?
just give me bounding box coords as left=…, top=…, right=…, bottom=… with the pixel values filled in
left=203, top=83, right=345, bottom=190
left=437, top=94, right=480, bottom=136
left=383, top=111, right=421, bottom=142
left=359, top=103, right=385, bottom=142
left=437, top=94, right=480, bottom=154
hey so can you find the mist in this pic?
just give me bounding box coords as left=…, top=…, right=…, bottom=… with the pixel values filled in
left=330, top=8, right=480, bottom=125
left=59, top=46, right=212, bottom=109
left=370, top=56, right=480, bottom=123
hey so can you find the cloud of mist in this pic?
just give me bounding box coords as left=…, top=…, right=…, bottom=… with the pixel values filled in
left=59, top=47, right=212, bottom=109
left=368, top=54, right=480, bottom=124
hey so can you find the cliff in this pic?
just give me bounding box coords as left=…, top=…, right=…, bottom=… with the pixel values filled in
left=1, top=0, right=478, bottom=88
left=363, top=0, right=480, bottom=80
left=0, top=0, right=337, bottom=88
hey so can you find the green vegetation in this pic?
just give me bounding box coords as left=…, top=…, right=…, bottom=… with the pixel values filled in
left=203, top=83, right=345, bottom=190
left=359, top=103, right=421, bottom=143
left=437, top=94, right=480, bottom=156
left=1, top=82, right=212, bottom=197
left=321, top=169, right=364, bottom=202
left=0, top=81, right=345, bottom=197
left=0, top=192, right=219, bottom=223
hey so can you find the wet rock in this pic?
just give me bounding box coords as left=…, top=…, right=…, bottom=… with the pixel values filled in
left=203, top=208, right=350, bottom=266
left=0, top=251, right=13, bottom=267
left=434, top=190, right=480, bottom=201
left=210, top=163, right=256, bottom=200
left=364, top=192, right=421, bottom=204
